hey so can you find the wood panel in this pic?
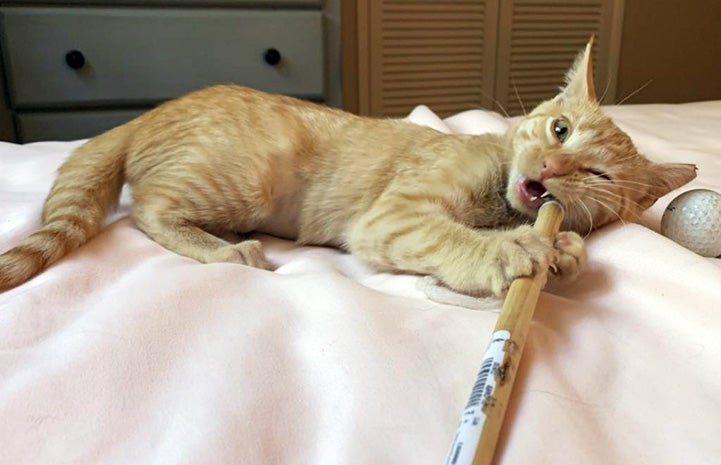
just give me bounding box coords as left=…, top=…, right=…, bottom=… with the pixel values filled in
left=495, top=0, right=624, bottom=115
left=342, top=0, right=360, bottom=113
left=358, top=0, right=498, bottom=117
left=616, top=0, right=721, bottom=104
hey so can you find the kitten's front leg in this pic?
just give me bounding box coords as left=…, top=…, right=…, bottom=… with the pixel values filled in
left=437, top=224, right=558, bottom=296
left=346, top=195, right=556, bottom=297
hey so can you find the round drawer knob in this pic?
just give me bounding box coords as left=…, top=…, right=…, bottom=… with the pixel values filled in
left=263, top=48, right=281, bottom=66
left=65, top=50, right=86, bottom=70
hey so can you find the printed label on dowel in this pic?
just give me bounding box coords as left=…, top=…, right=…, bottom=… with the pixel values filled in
left=444, top=330, right=510, bottom=465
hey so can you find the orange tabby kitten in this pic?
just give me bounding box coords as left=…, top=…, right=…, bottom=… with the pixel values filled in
left=0, top=40, right=696, bottom=295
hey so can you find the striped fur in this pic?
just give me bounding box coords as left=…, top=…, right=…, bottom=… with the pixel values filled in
left=0, top=124, right=130, bottom=291
left=0, top=40, right=696, bottom=295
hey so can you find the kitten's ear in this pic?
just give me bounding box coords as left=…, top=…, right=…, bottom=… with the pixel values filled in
left=638, top=163, right=698, bottom=209
left=560, top=36, right=597, bottom=101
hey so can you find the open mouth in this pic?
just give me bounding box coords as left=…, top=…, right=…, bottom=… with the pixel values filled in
left=515, top=177, right=555, bottom=209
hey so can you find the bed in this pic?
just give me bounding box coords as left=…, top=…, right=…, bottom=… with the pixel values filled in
left=1, top=101, right=720, bottom=465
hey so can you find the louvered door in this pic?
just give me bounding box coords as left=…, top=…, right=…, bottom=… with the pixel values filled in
left=358, top=0, right=499, bottom=117
left=354, top=0, right=623, bottom=117
left=495, top=0, right=624, bottom=115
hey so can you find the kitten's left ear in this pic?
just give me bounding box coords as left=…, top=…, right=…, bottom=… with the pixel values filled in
left=561, top=36, right=597, bottom=101
left=639, top=162, right=698, bottom=209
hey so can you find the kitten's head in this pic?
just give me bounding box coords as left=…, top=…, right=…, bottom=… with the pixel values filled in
left=505, top=38, right=696, bottom=233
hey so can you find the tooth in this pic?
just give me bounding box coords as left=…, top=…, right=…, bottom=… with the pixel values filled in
left=541, top=192, right=551, bottom=198
left=530, top=195, right=538, bottom=201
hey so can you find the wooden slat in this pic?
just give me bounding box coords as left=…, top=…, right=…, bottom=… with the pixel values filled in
left=362, top=0, right=496, bottom=117
left=383, top=3, right=483, bottom=12
left=383, top=11, right=484, bottom=21
left=510, top=61, right=576, bottom=71
left=382, top=76, right=482, bottom=89
left=511, top=29, right=597, bottom=38
left=381, top=37, right=483, bottom=48
left=384, top=0, right=482, bottom=4
left=383, top=20, right=484, bottom=29
left=382, top=69, right=485, bottom=81
left=384, top=86, right=483, bottom=98
left=383, top=29, right=482, bottom=38
left=383, top=53, right=483, bottom=64
left=496, top=0, right=605, bottom=115
left=383, top=94, right=482, bottom=107
left=514, top=4, right=601, bottom=14
left=382, top=46, right=483, bottom=56
left=383, top=100, right=482, bottom=117
left=508, top=44, right=588, bottom=54
left=383, top=62, right=482, bottom=73
left=511, top=36, right=598, bottom=46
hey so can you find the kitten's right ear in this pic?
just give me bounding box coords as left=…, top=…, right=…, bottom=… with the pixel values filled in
left=638, top=162, right=698, bottom=209
left=560, top=36, right=597, bottom=102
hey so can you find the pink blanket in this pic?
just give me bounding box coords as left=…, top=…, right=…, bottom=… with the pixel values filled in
left=1, top=103, right=720, bottom=465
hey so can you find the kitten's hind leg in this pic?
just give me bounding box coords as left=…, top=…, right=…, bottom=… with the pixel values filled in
left=132, top=209, right=273, bottom=270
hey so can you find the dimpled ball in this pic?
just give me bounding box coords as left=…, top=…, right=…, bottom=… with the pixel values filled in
left=661, top=189, right=721, bottom=257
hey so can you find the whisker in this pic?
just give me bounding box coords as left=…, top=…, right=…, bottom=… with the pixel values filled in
left=616, top=79, right=653, bottom=106
left=594, top=192, right=652, bottom=228
left=604, top=179, right=655, bottom=188
left=478, top=90, right=510, bottom=118
left=593, top=193, right=644, bottom=218
left=585, top=180, right=649, bottom=196
left=585, top=188, right=651, bottom=227
left=585, top=187, right=627, bottom=203
left=583, top=184, right=645, bottom=208
left=511, top=77, right=527, bottom=116
left=599, top=77, right=613, bottom=105
left=605, top=155, right=641, bottom=166
left=571, top=196, right=594, bottom=238
left=585, top=196, right=627, bottom=226
left=581, top=177, right=622, bottom=192
left=584, top=176, right=655, bottom=190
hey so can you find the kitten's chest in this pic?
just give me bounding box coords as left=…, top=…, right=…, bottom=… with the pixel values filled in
left=461, top=186, right=526, bottom=229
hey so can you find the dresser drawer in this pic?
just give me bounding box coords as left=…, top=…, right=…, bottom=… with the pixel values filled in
left=1, top=7, right=324, bottom=108
left=17, top=109, right=146, bottom=142
left=13, top=0, right=321, bottom=5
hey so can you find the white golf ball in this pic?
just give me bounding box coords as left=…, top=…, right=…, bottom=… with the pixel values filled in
left=661, top=189, right=721, bottom=257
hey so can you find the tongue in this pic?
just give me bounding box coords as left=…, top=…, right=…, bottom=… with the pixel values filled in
left=516, top=178, right=550, bottom=209
left=526, top=180, right=546, bottom=197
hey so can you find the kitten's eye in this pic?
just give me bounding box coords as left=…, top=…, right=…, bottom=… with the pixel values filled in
left=588, top=168, right=612, bottom=181
left=552, top=118, right=570, bottom=143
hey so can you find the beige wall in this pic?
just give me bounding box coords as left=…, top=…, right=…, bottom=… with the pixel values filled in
left=616, top=0, right=721, bottom=104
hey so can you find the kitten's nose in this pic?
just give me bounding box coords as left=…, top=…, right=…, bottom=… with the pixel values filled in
left=539, top=158, right=569, bottom=181
left=539, top=160, right=557, bottom=181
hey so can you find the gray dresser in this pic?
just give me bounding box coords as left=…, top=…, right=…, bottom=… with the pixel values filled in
left=0, top=0, right=341, bottom=142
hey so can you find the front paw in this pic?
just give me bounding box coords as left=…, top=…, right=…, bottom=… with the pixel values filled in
left=484, top=226, right=556, bottom=295
left=550, top=231, right=586, bottom=282
left=439, top=225, right=555, bottom=297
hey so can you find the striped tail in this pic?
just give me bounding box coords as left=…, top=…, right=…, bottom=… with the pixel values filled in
left=0, top=124, right=132, bottom=292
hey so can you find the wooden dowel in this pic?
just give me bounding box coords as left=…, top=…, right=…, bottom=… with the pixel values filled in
left=444, top=201, right=564, bottom=465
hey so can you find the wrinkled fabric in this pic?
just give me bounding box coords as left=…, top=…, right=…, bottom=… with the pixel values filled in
left=1, top=102, right=720, bottom=465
